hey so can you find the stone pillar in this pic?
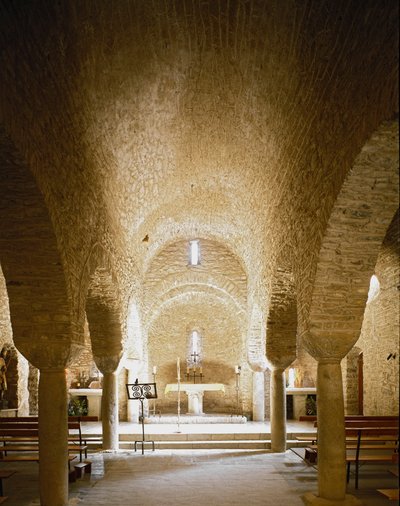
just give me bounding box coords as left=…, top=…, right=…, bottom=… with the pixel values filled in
left=252, top=371, right=265, bottom=421
left=101, top=370, right=119, bottom=450
left=302, top=358, right=362, bottom=506
left=317, top=360, right=346, bottom=499
left=125, top=358, right=140, bottom=423
left=270, top=367, right=286, bottom=452
left=39, top=369, right=69, bottom=506
left=96, top=354, right=122, bottom=451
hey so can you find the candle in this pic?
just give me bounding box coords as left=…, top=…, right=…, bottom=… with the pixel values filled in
left=152, top=366, right=157, bottom=375
left=235, top=365, right=239, bottom=374
left=177, top=357, right=180, bottom=381
left=186, top=367, right=190, bottom=374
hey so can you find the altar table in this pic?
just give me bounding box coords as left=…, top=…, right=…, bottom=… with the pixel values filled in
left=165, top=383, right=225, bottom=415
left=69, top=388, right=102, bottom=418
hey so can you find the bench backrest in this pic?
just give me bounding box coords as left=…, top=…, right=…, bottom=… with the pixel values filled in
left=302, top=415, right=398, bottom=423
left=0, top=415, right=98, bottom=423
left=0, top=428, right=39, bottom=437
left=0, top=421, right=81, bottom=429
left=314, top=419, right=398, bottom=428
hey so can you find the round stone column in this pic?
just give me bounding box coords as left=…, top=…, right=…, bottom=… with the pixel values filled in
left=317, top=360, right=346, bottom=499
left=96, top=355, right=121, bottom=451
left=101, top=370, right=119, bottom=450
left=302, top=358, right=362, bottom=506
left=39, top=369, right=69, bottom=506
left=270, top=367, right=286, bottom=452
left=252, top=371, right=265, bottom=421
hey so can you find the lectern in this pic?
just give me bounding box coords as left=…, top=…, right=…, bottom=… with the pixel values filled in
left=126, top=382, right=157, bottom=454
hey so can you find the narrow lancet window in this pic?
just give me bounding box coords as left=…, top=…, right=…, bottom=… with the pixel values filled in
left=189, top=239, right=200, bottom=265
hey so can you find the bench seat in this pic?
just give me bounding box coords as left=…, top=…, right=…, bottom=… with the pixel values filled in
left=377, top=488, right=400, bottom=501
left=0, top=444, right=88, bottom=461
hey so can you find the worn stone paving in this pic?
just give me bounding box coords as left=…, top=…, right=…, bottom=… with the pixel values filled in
left=1, top=448, right=397, bottom=505
left=69, top=450, right=312, bottom=506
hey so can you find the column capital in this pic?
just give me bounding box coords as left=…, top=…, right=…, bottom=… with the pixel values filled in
left=16, top=340, right=84, bottom=370
left=267, top=354, right=295, bottom=371
left=302, top=329, right=357, bottom=362
left=317, top=357, right=342, bottom=365
left=248, top=357, right=268, bottom=372
left=95, top=354, right=122, bottom=374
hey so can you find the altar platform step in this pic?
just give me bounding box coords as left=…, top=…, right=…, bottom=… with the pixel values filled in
left=118, top=432, right=312, bottom=450
left=144, top=414, right=247, bottom=424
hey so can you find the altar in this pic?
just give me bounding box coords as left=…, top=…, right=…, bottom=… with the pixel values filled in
left=69, top=388, right=102, bottom=418
left=165, top=383, right=225, bottom=415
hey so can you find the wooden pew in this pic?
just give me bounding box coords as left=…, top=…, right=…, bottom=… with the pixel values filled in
left=0, top=416, right=102, bottom=448
left=299, top=415, right=399, bottom=423
left=0, top=422, right=89, bottom=464
left=301, top=418, right=399, bottom=481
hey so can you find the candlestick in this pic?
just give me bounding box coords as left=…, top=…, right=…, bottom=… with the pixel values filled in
left=177, top=357, right=180, bottom=381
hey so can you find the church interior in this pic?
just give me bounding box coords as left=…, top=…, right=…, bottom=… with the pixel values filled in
left=0, top=1, right=398, bottom=505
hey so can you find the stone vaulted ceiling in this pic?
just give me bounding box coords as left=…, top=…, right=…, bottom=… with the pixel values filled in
left=0, top=0, right=398, bottom=359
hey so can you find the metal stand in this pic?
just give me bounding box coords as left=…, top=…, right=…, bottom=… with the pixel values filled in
left=151, top=372, right=157, bottom=416
left=126, top=382, right=157, bottom=455
left=235, top=366, right=241, bottom=415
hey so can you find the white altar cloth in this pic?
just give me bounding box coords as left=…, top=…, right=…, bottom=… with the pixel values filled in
left=165, top=383, right=225, bottom=415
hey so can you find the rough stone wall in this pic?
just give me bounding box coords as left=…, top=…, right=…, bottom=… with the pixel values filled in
left=342, top=346, right=362, bottom=415
left=148, top=296, right=249, bottom=414
left=28, top=364, right=39, bottom=416
left=0, top=266, right=12, bottom=347
left=357, top=211, right=399, bottom=415
left=144, top=239, right=247, bottom=322
left=0, top=266, right=30, bottom=415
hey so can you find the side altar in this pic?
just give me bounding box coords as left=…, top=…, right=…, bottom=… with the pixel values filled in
left=69, top=388, right=102, bottom=418
left=165, top=383, right=225, bottom=415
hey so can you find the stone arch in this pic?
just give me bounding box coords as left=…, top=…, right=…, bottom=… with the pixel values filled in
left=266, top=268, right=297, bottom=368
left=343, top=345, right=363, bottom=415
left=86, top=263, right=123, bottom=365
left=247, top=303, right=268, bottom=372
left=303, top=119, right=399, bottom=359
left=146, top=287, right=246, bottom=333
left=144, top=278, right=246, bottom=326
left=0, top=127, right=79, bottom=368
left=125, top=296, right=145, bottom=361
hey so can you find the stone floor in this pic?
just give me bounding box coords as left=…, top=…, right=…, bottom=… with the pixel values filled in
left=0, top=421, right=398, bottom=505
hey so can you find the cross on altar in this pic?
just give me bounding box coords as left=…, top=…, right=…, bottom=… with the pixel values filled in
left=190, top=351, right=200, bottom=363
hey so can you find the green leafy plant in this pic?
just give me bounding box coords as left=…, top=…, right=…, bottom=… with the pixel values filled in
left=306, top=395, right=317, bottom=415
left=68, top=397, right=88, bottom=416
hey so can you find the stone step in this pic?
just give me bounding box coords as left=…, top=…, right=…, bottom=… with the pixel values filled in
left=118, top=439, right=307, bottom=450
left=118, top=432, right=313, bottom=442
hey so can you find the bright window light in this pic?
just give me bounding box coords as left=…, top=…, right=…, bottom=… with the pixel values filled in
left=189, top=239, right=200, bottom=265
left=288, top=368, right=295, bottom=388
left=192, top=330, right=199, bottom=353
left=367, top=274, right=380, bottom=303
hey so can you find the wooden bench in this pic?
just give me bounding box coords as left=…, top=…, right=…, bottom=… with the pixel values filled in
left=0, top=421, right=92, bottom=480
left=0, top=416, right=102, bottom=448
left=304, top=427, right=398, bottom=489
left=0, top=415, right=99, bottom=423
left=377, top=488, right=400, bottom=501
left=299, top=415, right=399, bottom=423
left=0, top=422, right=88, bottom=462
left=0, top=469, right=16, bottom=496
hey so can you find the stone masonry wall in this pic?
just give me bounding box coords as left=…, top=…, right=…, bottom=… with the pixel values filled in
left=357, top=212, right=399, bottom=415
left=148, top=295, right=249, bottom=414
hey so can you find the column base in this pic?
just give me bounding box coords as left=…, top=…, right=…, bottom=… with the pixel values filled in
left=302, top=493, right=362, bottom=506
